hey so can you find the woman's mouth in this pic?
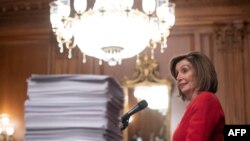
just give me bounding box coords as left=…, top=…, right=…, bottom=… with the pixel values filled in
left=178, top=82, right=187, bottom=89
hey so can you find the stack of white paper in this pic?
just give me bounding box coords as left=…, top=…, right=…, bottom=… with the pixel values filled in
left=24, top=74, right=124, bottom=141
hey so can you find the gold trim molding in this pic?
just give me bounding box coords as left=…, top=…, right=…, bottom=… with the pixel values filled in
left=123, top=55, right=172, bottom=88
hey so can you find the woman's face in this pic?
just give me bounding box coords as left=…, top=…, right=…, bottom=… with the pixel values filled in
left=175, top=59, right=198, bottom=100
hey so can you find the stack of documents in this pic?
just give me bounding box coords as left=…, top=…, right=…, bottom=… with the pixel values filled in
left=24, top=74, right=124, bottom=141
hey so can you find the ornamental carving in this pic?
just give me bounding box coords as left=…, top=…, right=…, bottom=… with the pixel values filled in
left=214, top=21, right=246, bottom=52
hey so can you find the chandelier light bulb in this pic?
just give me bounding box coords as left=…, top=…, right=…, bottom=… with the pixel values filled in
left=93, top=0, right=105, bottom=11
left=157, top=3, right=176, bottom=27
left=142, top=0, right=156, bottom=15
left=56, top=0, right=71, bottom=19
left=74, top=0, right=87, bottom=14
left=122, top=0, right=134, bottom=10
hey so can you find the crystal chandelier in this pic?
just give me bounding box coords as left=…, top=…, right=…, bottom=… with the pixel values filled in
left=49, top=0, right=175, bottom=66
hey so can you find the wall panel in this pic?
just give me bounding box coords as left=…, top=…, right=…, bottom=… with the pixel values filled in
left=244, top=32, right=250, bottom=123
left=0, top=41, right=51, bottom=141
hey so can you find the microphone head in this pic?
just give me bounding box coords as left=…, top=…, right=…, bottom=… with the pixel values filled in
left=138, top=99, right=148, bottom=109
left=121, top=100, right=148, bottom=123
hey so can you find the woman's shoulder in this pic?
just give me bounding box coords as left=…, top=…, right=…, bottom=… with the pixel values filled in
left=193, top=91, right=222, bottom=107
left=186, top=91, right=223, bottom=111
left=197, top=91, right=218, bottom=100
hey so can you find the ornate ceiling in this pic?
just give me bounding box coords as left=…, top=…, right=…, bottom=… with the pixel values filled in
left=0, top=0, right=250, bottom=26
left=0, top=0, right=51, bottom=19
left=1, top=0, right=250, bottom=17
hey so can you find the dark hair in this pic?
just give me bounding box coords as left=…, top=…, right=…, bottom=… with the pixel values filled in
left=169, top=52, right=218, bottom=101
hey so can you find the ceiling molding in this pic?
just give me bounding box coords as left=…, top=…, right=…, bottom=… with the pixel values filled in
left=1, top=0, right=250, bottom=26
left=1, top=0, right=250, bottom=17
left=0, top=0, right=51, bottom=18
left=173, top=0, right=250, bottom=8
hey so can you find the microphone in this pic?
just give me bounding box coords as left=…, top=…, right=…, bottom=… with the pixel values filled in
left=121, top=99, right=148, bottom=123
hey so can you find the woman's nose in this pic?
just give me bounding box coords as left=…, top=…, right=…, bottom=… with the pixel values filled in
left=176, top=73, right=182, bottom=81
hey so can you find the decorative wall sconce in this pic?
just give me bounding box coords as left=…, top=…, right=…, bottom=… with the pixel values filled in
left=0, top=113, right=15, bottom=141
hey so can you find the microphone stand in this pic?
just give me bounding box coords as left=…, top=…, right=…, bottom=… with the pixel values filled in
left=119, top=99, right=148, bottom=131
left=120, top=118, right=129, bottom=131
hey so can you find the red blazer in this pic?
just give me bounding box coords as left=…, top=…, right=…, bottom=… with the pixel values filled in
left=173, top=91, right=225, bottom=141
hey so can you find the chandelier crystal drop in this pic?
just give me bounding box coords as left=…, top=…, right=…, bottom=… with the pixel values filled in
left=49, top=0, right=175, bottom=66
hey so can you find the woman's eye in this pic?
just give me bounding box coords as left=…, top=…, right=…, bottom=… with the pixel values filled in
left=181, top=68, right=188, bottom=73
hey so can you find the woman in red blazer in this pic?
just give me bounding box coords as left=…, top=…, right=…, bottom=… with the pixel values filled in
left=170, top=52, right=225, bottom=141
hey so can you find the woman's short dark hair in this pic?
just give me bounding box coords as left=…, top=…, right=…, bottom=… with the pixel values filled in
left=169, top=51, right=218, bottom=101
